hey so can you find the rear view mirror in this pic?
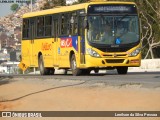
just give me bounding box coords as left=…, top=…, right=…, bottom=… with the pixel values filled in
left=84, top=19, right=89, bottom=29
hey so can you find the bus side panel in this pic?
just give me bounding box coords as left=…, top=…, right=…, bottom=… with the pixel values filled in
left=52, top=38, right=60, bottom=67
left=59, top=36, right=79, bottom=68
left=59, top=37, right=72, bottom=68
left=21, top=40, right=31, bottom=67
left=34, top=38, right=54, bottom=67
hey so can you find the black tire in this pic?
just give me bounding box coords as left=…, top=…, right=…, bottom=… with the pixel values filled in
left=63, top=69, right=68, bottom=75
left=38, top=55, right=49, bottom=75
left=94, top=69, right=99, bottom=73
left=49, top=68, right=55, bottom=75
left=70, top=54, right=82, bottom=76
left=117, top=67, right=128, bottom=74
left=81, top=69, right=91, bottom=75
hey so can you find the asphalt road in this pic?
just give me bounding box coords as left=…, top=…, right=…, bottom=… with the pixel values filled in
left=1, top=71, right=160, bottom=88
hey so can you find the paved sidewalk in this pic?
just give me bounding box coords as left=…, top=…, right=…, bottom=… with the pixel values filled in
left=28, top=68, right=160, bottom=75
left=128, top=67, right=160, bottom=72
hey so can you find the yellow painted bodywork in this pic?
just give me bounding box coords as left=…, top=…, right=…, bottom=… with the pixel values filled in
left=83, top=42, right=141, bottom=68
left=20, top=1, right=141, bottom=71
left=23, top=2, right=136, bottom=18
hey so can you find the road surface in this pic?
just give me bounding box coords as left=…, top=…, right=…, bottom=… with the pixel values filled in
left=0, top=71, right=160, bottom=120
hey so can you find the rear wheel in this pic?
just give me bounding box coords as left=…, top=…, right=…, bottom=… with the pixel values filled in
left=117, top=67, right=128, bottom=74
left=81, top=69, right=91, bottom=75
left=48, top=68, right=55, bottom=75
left=38, top=55, right=49, bottom=75
left=70, top=54, right=82, bottom=76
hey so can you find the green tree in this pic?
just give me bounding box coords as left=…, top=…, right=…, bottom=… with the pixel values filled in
left=59, top=0, right=65, bottom=6
left=109, top=0, right=160, bottom=58
left=10, top=3, right=19, bottom=12
left=72, top=0, right=89, bottom=4
left=79, top=0, right=89, bottom=3
left=43, top=0, right=66, bottom=10
left=26, top=0, right=36, bottom=5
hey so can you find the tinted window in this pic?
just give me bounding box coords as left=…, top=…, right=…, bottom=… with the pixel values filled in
left=37, top=17, right=44, bottom=37
left=22, top=19, right=30, bottom=39
left=45, top=16, right=52, bottom=36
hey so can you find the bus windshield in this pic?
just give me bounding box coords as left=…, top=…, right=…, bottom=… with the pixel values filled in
left=87, top=15, right=139, bottom=45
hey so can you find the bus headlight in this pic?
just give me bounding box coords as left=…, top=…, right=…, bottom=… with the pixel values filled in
left=129, top=48, right=141, bottom=57
left=87, top=48, right=101, bottom=58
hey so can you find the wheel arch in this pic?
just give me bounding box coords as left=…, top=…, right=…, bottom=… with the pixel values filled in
left=38, top=52, right=42, bottom=62
left=69, top=50, right=75, bottom=63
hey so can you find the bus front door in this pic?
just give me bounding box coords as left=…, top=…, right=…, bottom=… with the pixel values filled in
left=30, top=18, right=35, bottom=67
left=79, top=16, right=85, bottom=64
left=53, top=19, right=59, bottom=67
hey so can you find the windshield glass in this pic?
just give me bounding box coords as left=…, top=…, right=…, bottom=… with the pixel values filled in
left=87, top=15, right=139, bottom=45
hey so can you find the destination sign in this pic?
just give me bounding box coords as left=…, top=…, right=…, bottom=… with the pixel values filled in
left=88, top=4, right=137, bottom=14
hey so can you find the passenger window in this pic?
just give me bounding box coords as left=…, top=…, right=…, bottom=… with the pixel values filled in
left=45, top=16, right=52, bottom=37
left=70, top=12, right=78, bottom=35
left=37, top=17, right=44, bottom=37
left=22, top=19, right=30, bottom=39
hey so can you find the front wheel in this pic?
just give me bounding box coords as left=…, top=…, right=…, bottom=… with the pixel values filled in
left=38, top=55, right=49, bottom=75
left=70, top=54, right=82, bottom=76
left=94, top=69, right=99, bottom=74
left=117, top=67, right=128, bottom=74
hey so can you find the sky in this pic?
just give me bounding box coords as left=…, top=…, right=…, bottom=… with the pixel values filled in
left=0, top=0, right=31, bottom=17
left=0, top=2, right=13, bottom=17
left=0, top=0, right=77, bottom=17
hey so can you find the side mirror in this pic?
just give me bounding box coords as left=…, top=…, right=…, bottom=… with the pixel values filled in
left=139, top=18, right=142, bottom=39
left=84, top=19, right=89, bottom=29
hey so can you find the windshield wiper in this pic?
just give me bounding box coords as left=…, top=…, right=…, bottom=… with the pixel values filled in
left=115, top=14, right=128, bottom=27
left=119, top=14, right=128, bottom=21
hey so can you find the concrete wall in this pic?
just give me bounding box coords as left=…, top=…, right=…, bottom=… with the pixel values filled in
left=129, top=59, right=160, bottom=71
left=140, top=59, right=160, bottom=69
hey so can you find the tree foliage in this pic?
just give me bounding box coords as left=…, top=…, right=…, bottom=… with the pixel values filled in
left=10, top=3, right=19, bottom=12
left=136, top=0, right=160, bottom=58
left=108, top=0, right=160, bottom=58
left=43, top=0, right=66, bottom=9
left=26, top=0, right=36, bottom=5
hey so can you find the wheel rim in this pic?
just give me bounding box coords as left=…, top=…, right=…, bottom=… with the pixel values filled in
left=39, top=57, right=44, bottom=74
left=70, top=55, right=82, bottom=76
left=72, top=59, right=77, bottom=70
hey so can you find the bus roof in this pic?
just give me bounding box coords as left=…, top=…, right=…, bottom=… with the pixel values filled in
left=23, top=2, right=136, bottom=18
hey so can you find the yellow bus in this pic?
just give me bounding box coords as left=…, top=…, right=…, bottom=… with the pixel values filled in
left=19, top=1, right=141, bottom=76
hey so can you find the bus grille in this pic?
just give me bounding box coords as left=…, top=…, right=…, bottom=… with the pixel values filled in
left=102, top=54, right=127, bottom=57
left=106, top=59, right=124, bottom=63
left=99, top=47, right=130, bottom=52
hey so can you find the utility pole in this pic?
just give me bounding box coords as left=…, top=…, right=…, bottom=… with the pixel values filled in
left=31, top=0, right=32, bottom=12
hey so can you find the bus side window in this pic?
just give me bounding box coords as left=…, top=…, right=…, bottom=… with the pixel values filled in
left=70, top=12, right=78, bottom=35
left=37, top=17, right=44, bottom=37
left=78, top=17, right=85, bottom=36
left=61, top=14, right=64, bottom=35
left=61, top=14, right=70, bottom=35
left=45, top=16, right=52, bottom=37
left=70, top=16, right=74, bottom=34
left=22, top=19, right=30, bottom=39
